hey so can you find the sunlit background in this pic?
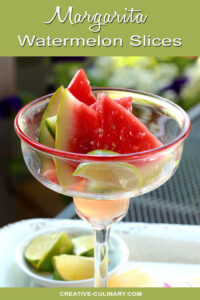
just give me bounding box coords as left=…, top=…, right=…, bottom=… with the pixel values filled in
left=0, top=56, right=200, bottom=227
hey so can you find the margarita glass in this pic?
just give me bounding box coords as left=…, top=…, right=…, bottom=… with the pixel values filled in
left=14, top=88, right=190, bottom=287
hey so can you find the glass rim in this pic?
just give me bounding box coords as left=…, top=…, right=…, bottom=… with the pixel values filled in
left=14, top=87, right=191, bottom=161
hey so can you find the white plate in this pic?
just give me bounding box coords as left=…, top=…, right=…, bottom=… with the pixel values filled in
left=1, top=218, right=200, bottom=287
left=14, top=222, right=129, bottom=287
left=121, top=261, right=200, bottom=287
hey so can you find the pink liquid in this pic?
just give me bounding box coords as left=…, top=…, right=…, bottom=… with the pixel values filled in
left=73, top=197, right=130, bottom=227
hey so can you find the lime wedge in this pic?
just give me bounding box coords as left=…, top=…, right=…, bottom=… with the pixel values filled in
left=24, top=232, right=73, bottom=272
left=72, top=235, right=94, bottom=257
left=53, top=254, right=94, bottom=281
left=73, top=150, right=143, bottom=192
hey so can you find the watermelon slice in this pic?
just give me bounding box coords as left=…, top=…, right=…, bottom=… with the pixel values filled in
left=91, top=94, right=132, bottom=112
left=56, top=90, right=96, bottom=154
left=94, top=95, right=162, bottom=154
left=55, top=89, right=97, bottom=187
left=68, top=69, right=96, bottom=106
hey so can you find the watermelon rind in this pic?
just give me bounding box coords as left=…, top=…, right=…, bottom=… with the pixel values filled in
left=55, top=89, right=75, bottom=187
left=38, top=86, right=64, bottom=172
left=45, top=115, right=57, bottom=140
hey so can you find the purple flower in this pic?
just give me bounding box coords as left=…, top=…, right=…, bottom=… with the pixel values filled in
left=161, top=77, right=188, bottom=95
left=0, top=95, right=22, bottom=118
left=163, top=282, right=171, bottom=288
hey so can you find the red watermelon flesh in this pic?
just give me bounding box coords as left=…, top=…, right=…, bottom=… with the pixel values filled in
left=68, top=69, right=96, bottom=106
left=94, top=95, right=162, bottom=154
left=90, top=94, right=132, bottom=112
left=68, top=104, right=96, bottom=154
left=43, top=167, right=59, bottom=185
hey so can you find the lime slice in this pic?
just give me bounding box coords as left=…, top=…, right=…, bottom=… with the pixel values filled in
left=53, top=254, right=94, bottom=280
left=72, top=235, right=94, bottom=257
left=73, top=150, right=143, bottom=192
left=24, top=232, right=73, bottom=272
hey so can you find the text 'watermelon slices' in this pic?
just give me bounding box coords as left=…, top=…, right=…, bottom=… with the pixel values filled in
left=90, top=94, right=132, bottom=112
left=68, top=69, right=96, bottom=106
left=94, top=94, right=162, bottom=154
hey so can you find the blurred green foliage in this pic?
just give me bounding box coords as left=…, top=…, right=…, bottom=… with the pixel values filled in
left=48, top=56, right=200, bottom=111
left=18, top=56, right=200, bottom=111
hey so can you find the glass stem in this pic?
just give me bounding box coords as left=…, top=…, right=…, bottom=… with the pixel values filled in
left=93, top=226, right=111, bottom=288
